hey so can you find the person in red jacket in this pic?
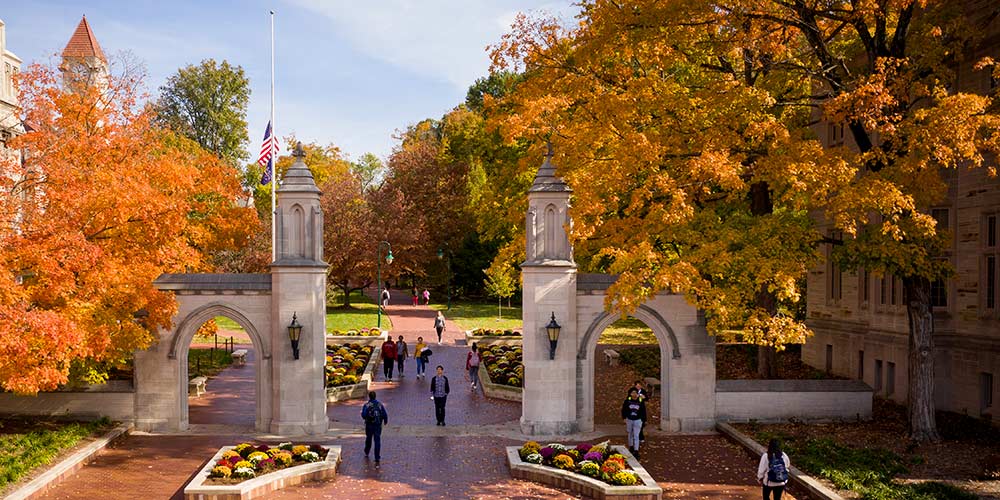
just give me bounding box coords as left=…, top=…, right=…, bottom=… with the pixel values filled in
left=380, top=338, right=397, bottom=381
left=466, top=343, right=482, bottom=391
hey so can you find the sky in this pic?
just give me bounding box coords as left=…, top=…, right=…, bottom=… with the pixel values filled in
left=2, top=0, right=578, bottom=161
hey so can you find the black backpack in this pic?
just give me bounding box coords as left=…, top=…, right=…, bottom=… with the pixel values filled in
left=767, top=453, right=788, bottom=483
left=364, top=401, right=382, bottom=424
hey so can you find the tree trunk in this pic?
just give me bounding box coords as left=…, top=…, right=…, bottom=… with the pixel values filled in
left=904, top=275, right=941, bottom=442
left=757, top=346, right=778, bottom=379
left=341, top=281, right=352, bottom=307
left=750, top=180, right=778, bottom=379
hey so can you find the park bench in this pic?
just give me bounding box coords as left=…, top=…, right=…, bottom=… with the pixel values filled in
left=231, top=349, right=248, bottom=366
left=188, top=376, right=207, bottom=397
left=604, top=349, right=620, bottom=366
left=643, top=377, right=661, bottom=398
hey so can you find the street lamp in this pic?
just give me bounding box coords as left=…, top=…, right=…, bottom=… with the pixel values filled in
left=437, top=247, right=452, bottom=310
left=546, top=312, right=561, bottom=360
left=287, top=312, right=303, bottom=360
left=377, top=241, right=393, bottom=329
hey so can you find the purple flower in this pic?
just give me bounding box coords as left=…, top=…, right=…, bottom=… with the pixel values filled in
left=575, top=443, right=593, bottom=453
left=583, top=451, right=603, bottom=462
left=539, top=447, right=555, bottom=460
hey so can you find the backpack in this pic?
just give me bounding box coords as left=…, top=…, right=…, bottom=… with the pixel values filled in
left=364, top=401, right=382, bottom=424
left=469, top=352, right=480, bottom=367
left=767, top=453, right=788, bottom=483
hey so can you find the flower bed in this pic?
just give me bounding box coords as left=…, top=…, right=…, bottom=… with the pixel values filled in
left=184, top=443, right=340, bottom=500
left=465, top=329, right=522, bottom=347
left=507, top=441, right=661, bottom=499
left=325, top=343, right=380, bottom=402
left=326, top=328, right=388, bottom=347
left=479, top=344, right=523, bottom=388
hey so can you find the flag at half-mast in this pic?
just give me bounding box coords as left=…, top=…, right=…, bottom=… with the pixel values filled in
left=258, top=120, right=276, bottom=185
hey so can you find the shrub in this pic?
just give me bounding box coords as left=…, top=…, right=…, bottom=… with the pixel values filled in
left=579, top=461, right=601, bottom=478
left=540, top=447, right=556, bottom=460
left=273, top=451, right=293, bottom=467
left=611, top=470, right=639, bottom=486
left=547, top=443, right=567, bottom=452
left=233, top=443, right=255, bottom=457
left=247, top=451, right=268, bottom=464
left=575, top=443, right=593, bottom=454
left=221, top=450, right=242, bottom=460
left=601, top=460, right=624, bottom=475
left=233, top=466, right=255, bottom=479
left=255, top=457, right=276, bottom=471
left=210, top=465, right=232, bottom=478
left=525, top=453, right=543, bottom=464
left=607, top=453, right=627, bottom=464
left=566, top=449, right=581, bottom=461
left=583, top=451, right=603, bottom=462
left=233, top=460, right=253, bottom=470
left=553, top=454, right=575, bottom=470
left=291, top=445, right=309, bottom=456
left=301, top=451, right=321, bottom=462
left=278, top=442, right=293, bottom=451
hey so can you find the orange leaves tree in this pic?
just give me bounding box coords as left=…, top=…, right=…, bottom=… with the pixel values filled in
left=0, top=63, right=256, bottom=394
left=491, top=0, right=1000, bottom=441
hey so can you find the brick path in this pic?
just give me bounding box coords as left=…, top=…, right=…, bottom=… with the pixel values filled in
left=188, top=344, right=256, bottom=426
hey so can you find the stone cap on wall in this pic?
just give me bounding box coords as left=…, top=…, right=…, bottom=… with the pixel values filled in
left=715, top=379, right=872, bottom=393
left=154, top=273, right=272, bottom=292
left=576, top=273, right=618, bottom=291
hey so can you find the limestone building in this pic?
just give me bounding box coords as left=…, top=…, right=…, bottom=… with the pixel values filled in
left=59, top=16, right=108, bottom=92
left=802, top=3, right=1000, bottom=419
left=0, top=18, right=23, bottom=163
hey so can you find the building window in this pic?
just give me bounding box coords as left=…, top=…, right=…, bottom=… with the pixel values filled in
left=825, top=345, right=833, bottom=373
left=859, top=269, right=870, bottom=309
left=985, top=215, right=1000, bottom=314
left=828, top=122, right=846, bottom=147
left=887, top=362, right=896, bottom=396
left=982, top=373, right=994, bottom=414
left=931, top=278, right=948, bottom=308
left=931, top=208, right=950, bottom=232
left=827, top=231, right=843, bottom=304
left=875, top=359, right=883, bottom=392
left=988, top=215, right=998, bottom=248
left=880, top=275, right=888, bottom=306
left=858, top=350, right=865, bottom=380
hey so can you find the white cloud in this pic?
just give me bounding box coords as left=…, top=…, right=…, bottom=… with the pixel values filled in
left=287, top=0, right=576, bottom=90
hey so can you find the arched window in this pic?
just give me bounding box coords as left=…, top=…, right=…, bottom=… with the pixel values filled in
left=289, top=205, right=305, bottom=257
left=544, top=204, right=558, bottom=259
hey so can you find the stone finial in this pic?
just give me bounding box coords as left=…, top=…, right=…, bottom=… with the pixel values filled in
left=530, top=140, right=571, bottom=193
left=293, top=142, right=305, bottom=158
left=545, top=139, right=554, bottom=159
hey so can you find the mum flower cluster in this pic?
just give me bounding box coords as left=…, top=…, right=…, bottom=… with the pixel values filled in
left=518, top=440, right=641, bottom=486
left=208, top=442, right=327, bottom=483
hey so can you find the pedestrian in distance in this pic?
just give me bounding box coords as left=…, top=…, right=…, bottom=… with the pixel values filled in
left=466, top=342, right=482, bottom=391
left=422, top=288, right=430, bottom=305
left=757, top=439, right=790, bottom=500
left=380, top=337, right=397, bottom=381
left=629, top=380, right=648, bottom=443
left=434, top=311, right=446, bottom=345
left=381, top=288, right=390, bottom=308
left=430, top=365, right=450, bottom=425
left=362, top=391, right=388, bottom=467
left=396, top=335, right=408, bottom=378
left=414, top=336, right=428, bottom=379
left=621, top=387, right=646, bottom=459
left=411, top=286, right=418, bottom=307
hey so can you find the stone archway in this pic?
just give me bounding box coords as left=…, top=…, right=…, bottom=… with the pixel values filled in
left=170, top=301, right=272, bottom=432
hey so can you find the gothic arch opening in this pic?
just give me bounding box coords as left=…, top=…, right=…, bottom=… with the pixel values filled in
left=290, top=204, right=305, bottom=257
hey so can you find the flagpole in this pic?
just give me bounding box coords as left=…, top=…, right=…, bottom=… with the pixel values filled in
left=269, top=10, right=276, bottom=262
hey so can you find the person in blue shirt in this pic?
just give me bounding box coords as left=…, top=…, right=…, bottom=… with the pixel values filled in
left=361, top=391, right=388, bottom=467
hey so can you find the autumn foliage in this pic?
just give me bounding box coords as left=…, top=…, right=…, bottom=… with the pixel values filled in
left=0, top=63, right=256, bottom=394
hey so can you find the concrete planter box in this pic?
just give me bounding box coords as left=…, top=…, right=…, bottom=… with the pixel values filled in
left=325, top=332, right=388, bottom=347
left=184, top=444, right=341, bottom=500
left=479, top=364, right=522, bottom=402
left=506, top=445, right=661, bottom=500
left=464, top=330, right=522, bottom=347
left=326, top=350, right=382, bottom=403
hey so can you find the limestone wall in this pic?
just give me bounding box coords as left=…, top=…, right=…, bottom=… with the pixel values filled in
left=715, top=379, right=872, bottom=422
left=0, top=391, right=134, bottom=421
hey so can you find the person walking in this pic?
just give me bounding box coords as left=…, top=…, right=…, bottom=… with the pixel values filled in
left=361, top=391, right=388, bottom=467
left=414, top=336, right=428, bottom=379
left=629, top=380, right=648, bottom=443
left=430, top=365, right=450, bottom=425
left=466, top=343, right=482, bottom=391
left=757, top=439, right=790, bottom=500
left=381, top=288, right=390, bottom=308
left=422, top=289, right=430, bottom=305
left=433, top=311, right=446, bottom=345
left=380, top=337, right=397, bottom=381
left=396, top=335, right=408, bottom=378
left=621, top=387, right=647, bottom=459
left=411, top=286, right=419, bottom=307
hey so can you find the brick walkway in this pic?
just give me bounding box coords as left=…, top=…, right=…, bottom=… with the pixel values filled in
left=188, top=344, right=256, bottom=427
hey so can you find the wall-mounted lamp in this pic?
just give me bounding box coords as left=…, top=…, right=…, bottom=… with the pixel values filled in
left=287, top=312, right=303, bottom=360
left=546, top=312, right=561, bottom=360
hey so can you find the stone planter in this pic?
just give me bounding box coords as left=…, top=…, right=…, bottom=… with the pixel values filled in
left=506, top=446, right=661, bottom=500
left=479, top=364, right=522, bottom=402
left=326, top=350, right=382, bottom=403
left=325, top=332, right=388, bottom=347
left=464, top=330, right=522, bottom=347
left=184, top=445, right=341, bottom=500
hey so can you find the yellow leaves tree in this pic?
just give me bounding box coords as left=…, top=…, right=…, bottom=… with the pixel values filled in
left=0, top=62, right=256, bottom=394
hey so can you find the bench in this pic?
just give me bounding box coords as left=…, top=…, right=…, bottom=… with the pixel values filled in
left=188, top=376, right=207, bottom=397
left=643, top=377, right=661, bottom=398
left=231, top=349, right=248, bottom=366
left=604, top=349, right=620, bottom=366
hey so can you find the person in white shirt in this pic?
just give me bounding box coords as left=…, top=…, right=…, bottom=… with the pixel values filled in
left=756, top=439, right=790, bottom=500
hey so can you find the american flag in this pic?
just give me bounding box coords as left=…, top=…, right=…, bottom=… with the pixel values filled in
left=258, top=120, right=276, bottom=185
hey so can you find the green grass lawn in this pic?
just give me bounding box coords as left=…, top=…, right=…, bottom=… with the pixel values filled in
left=0, top=418, right=112, bottom=490
left=429, top=301, right=522, bottom=331
left=188, top=348, right=235, bottom=378
left=598, top=316, right=657, bottom=344
left=214, top=316, right=244, bottom=331
left=326, top=290, right=392, bottom=331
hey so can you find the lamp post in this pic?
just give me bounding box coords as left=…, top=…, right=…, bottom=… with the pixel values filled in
left=437, top=247, right=452, bottom=310
left=545, top=312, right=561, bottom=360
left=287, top=312, right=303, bottom=360
left=377, top=241, right=394, bottom=329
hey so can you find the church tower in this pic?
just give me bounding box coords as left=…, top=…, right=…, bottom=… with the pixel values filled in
left=60, top=16, right=108, bottom=92
left=269, top=143, right=328, bottom=435
left=520, top=143, right=580, bottom=435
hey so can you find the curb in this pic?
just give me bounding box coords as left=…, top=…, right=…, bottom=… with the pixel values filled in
left=716, top=422, right=844, bottom=500
left=5, top=423, right=132, bottom=500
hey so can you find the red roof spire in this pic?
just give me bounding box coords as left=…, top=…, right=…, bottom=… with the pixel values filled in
left=61, top=15, right=107, bottom=63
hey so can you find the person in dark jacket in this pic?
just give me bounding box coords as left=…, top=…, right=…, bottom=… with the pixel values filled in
left=361, top=391, right=388, bottom=467
left=381, top=338, right=397, bottom=381
left=621, top=388, right=647, bottom=458
left=430, top=365, right=450, bottom=425
left=396, top=335, right=408, bottom=378
left=629, top=380, right=648, bottom=442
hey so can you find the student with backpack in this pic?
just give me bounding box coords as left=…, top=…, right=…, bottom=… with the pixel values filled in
left=396, top=335, right=408, bottom=378
left=430, top=365, right=450, bottom=425
left=757, top=439, right=790, bottom=499
left=361, top=391, right=388, bottom=467
left=621, top=388, right=647, bottom=458
left=466, top=343, right=482, bottom=390
left=380, top=337, right=397, bottom=381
